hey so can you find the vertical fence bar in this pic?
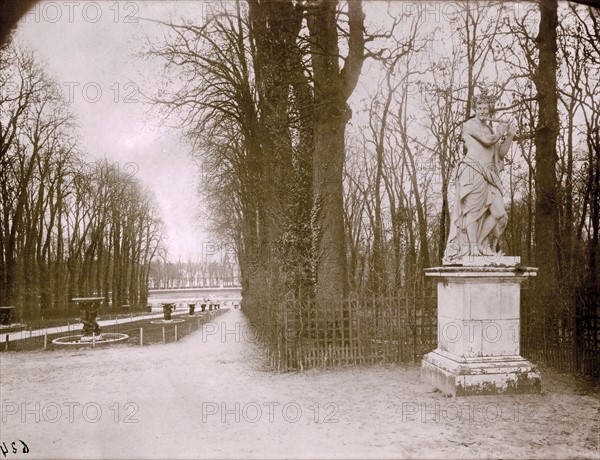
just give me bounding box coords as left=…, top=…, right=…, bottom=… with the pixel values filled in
left=397, top=297, right=402, bottom=363
left=5, top=334, right=8, bottom=351
left=140, top=328, right=144, bottom=346
left=162, top=327, right=166, bottom=344
left=412, top=295, right=417, bottom=362
left=282, top=303, right=288, bottom=370
left=347, top=301, right=352, bottom=364
left=175, top=325, right=178, bottom=342
left=340, top=299, right=345, bottom=365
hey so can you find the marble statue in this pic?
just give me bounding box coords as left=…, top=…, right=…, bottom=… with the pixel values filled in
left=443, top=92, right=517, bottom=264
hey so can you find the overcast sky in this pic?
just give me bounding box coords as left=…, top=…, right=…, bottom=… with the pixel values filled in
left=14, top=1, right=214, bottom=261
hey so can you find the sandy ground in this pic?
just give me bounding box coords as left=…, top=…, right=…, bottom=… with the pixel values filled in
left=0, top=308, right=598, bottom=459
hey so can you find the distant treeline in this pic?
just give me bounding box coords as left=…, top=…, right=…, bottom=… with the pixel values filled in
left=0, top=43, right=165, bottom=317
left=148, top=260, right=240, bottom=289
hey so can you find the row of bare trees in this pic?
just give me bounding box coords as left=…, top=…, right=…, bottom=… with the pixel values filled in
left=147, top=0, right=367, bottom=308
left=337, top=1, right=599, bottom=375
left=342, top=2, right=599, bottom=304
left=0, top=42, right=165, bottom=318
left=147, top=0, right=599, bottom=370
left=148, top=259, right=239, bottom=289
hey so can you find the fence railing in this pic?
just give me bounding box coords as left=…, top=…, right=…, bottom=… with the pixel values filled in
left=521, top=287, right=600, bottom=378
left=245, top=296, right=437, bottom=371
left=245, top=291, right=599, bottom=378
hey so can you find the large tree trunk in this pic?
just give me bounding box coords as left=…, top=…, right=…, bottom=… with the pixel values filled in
left=532, top=0, right=560, bottom=359
left=306, top=0, right=365, bottom=305
left=533, top=0, right=560, bottom=290
left=248, top=0, right=298, bottom=300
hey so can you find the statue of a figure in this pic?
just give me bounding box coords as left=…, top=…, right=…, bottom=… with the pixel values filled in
left=443, top=93, right=517, bottom=264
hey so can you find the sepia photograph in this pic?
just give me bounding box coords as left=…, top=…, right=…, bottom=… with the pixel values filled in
left=0, top=0, right=599, bottom=458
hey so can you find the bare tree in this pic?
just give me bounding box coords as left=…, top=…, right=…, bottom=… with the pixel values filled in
left=532, top=0, right=560, bottom=296
left=305, top=0, right=365, bottom=305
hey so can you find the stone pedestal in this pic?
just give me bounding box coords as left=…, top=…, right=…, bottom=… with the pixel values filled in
left=0, top=306, right=15, bottom=326
left=72, top=297, right=104, bottom=338
left=421, top=265, right=541, bottom=396
left=162, top=303, right=175, bottom=321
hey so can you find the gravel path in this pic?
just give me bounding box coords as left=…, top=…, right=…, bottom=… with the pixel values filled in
left=1, top=308, right=598, bottom=459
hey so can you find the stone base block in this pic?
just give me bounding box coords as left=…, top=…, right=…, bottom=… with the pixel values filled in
left=422, top=350, right=541, bottom=396
left=443, top=255, right=521, bottom=267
